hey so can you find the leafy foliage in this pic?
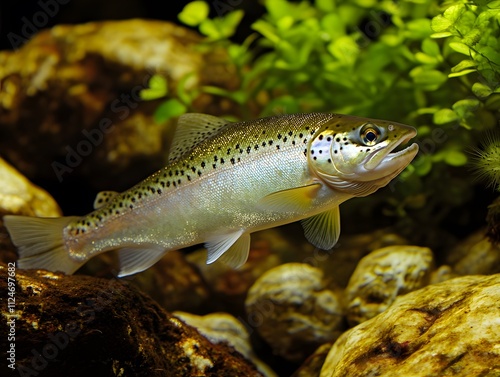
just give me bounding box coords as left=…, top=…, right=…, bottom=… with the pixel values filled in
left=142, top=0, right=500, bottom=236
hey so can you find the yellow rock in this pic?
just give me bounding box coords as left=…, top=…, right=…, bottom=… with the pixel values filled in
left=321, top=274, right=500, bottom=377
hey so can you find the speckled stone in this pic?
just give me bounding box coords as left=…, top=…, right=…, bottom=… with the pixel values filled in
left=345, top=245, right=434, bottom=326
left=245, top=263, right=344, bottom=363
left=320, top=274, right=500, bottom=377
left=174, top=311, right=277, bottom=377
left=0, top=263, right=263, bottom=377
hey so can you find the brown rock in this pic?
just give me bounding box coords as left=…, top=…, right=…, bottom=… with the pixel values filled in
left=345, top=245, right=434, bottom=325
left=245, top=263, right=345, bottom=363
left=320, top=274, right=500, bottom=377
left=0, top=263, right=263, bottom=377
left=0, top=19, right=240, bottom=188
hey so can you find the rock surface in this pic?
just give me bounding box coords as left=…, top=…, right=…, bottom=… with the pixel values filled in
left=0, top=157, right=62, bottom=265
left=446, top=229, right=500, bottom=275
left=345, top=245, right=434, bottom=325
left=320, top=274, right=500, bottom=377
left=174, top=311, right=276, bottom=377
left=245, top=263, right=344, bottom=363
left=0, top=263, right=263, bottom=377
left=0, top=19, right=239, bottom=189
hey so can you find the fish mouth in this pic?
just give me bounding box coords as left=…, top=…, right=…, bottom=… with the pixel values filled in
left=364, top=128, right=419, bottom=170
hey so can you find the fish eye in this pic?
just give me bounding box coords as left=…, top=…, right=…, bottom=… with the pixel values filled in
left=360, top=124, right=380, bottom=146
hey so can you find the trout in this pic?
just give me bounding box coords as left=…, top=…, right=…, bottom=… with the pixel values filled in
left=4, top=113, right=418, bottom=276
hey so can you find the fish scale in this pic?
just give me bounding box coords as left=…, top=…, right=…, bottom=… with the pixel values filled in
left=3, top=112, right=419, bottom=277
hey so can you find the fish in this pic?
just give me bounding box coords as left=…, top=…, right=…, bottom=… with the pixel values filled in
left=3, top=113, right=419, bottom=277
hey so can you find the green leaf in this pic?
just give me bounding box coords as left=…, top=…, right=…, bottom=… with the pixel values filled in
left=405, top=19, right=433, bottom=39
left=422, top=39, right=441, bottom=57
left=200, top=10, right=244, bottom=39
left=443, top=150, right=468, bottom=166
left=414, top=155, right=433, bottom=176
left=431, top=15, right=452, bottom=33
left=316, top=0, right=335, bottom=13
left=410, top=67, right=447, bottom=91
left=178, top=1, right=210, bottom=27
left=433, top=108, right=458, bottom=125
left=472, top=82, right=493, bottom=98
left=140, top=75, right=168, bottom=101
left=449, top=42, right=471, bottom=55
left=154, top=99, right=187, bottom=123
left=450, top=59, right=477, bottom=73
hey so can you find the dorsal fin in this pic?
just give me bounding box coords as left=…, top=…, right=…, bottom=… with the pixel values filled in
left=168, top=113, right=231, bottom=162
left=93, top=191, right=119, bottom=209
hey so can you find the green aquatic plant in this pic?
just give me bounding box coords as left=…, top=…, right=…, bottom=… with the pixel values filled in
left=470, top=132, right=500, bottom=191
left=141, top=0, right=500, bottom=240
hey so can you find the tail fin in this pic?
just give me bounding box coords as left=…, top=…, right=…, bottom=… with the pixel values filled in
left=3, top=215, right=85, bottom=275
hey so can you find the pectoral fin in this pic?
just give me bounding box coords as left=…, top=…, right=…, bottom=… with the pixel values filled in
left=94, top=191, right=119, bottom=209
left=301, top=206, right=341, bottom=250
left=259, top=183, right=322, bottom=213
left=117, top=245, right=167, bottom=277
left=205, top=230, right=250, bottom=267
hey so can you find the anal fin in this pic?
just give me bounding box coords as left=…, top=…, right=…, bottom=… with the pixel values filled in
left=205, top=230, right=250, bottom=268
left=117, top=245, right=167, bottom=277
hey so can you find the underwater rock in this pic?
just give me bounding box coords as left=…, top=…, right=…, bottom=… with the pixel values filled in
left=0, top=264, right=263, bottom=377
left=186, top=230, right=283, bottom=315
left=320, top=274, right=500, bottom=377
left=174, top=311, right=277, bottom=377
left=291, top=342, right=333, bottom=377
left=316, top=230, right=408, bottom=288
left=0, top=19, right=239, bottom=188
left=345, top=245, right=434, bottom=326
left=0, top=157, right=61, bottom=264
left=245, top=263, right=344, bottom=363
left=446, top=229, right=500, bottom=275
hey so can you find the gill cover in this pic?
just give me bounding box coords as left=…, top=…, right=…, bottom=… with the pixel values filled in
left=307, top=117, right=418, bottom=196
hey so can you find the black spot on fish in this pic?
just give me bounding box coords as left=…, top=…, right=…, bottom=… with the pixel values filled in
left=157, top=189, right=162, bottom=194
left=311, top=150, right=315, bottom=154
left=319, top=135, right=324, bottom=140
left=277, top=134, right=282, bottom=139
left=336, top=138, right=340, bottom=142
left=313, top=157, right=317, bottom=160
left=283, top=137, right=288, bottom=143
left=288, top=131, right=293, bottom=136
left=213, top=163, right=217, bottom=169
left=269, top=140, right=273, bottom=146
left=230, top=158, right=235, bottom=164
left=328, top=158, right=332, bottom=163
left=201, top=162, right=206, bottom=168
left=220, top=158, right=225, bottom=164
